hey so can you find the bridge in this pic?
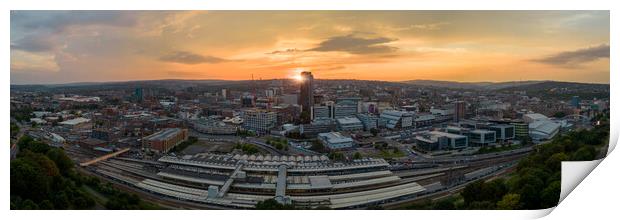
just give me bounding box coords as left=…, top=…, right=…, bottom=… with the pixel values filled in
left=79, top=148, right=130, bottom=167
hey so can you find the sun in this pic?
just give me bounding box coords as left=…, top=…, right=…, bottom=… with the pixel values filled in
left=292, top=74, right=304, bottom=82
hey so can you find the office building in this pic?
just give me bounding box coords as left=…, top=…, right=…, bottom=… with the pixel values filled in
left=467, top=129, right=496, bottom=146
left=415, top=131, right=468, bottom=151
left=298, top=71, right=314, bottom=114
left=489, top=124, right=516, bottom=140
left=511, top=121, right=529, bottom=138
left=336, top=117, right=364, bottom=132
left=221, top=89, right=227, bottom=99
left=135, top=87, right=143, bottom=102
left=142, top=128, right=189, bottom=153
left=311, top=103, right=334, bottom=120
left=356, top=113, right=378, bottom=131
left=242, top=95, right=255, bottom=107
left=379, top=110, right=414, bottom=129
left=242, top=109, right=277, bottom=134
left=334, top=104, right=358, bottom=119
left=453, top=101, right=466, bottom=122
left=414, top=114, right=435, bottom=129
left=570, top=96, right=581, bottom=108
left=300, top=119, right=335, bottom=137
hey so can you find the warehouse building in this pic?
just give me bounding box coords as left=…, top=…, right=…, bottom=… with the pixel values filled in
left=142, top=128, right=188, bottom=153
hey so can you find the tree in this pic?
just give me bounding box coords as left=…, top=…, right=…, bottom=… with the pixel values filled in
left=462, top=180, right=484, bottom=205
left=552, top=112, right=567, bottom=118
left=46, top=148, right=74, bottom=174
left=467, top=201, right=495, bottom=209
left=434, top=199, right=455, bottom=210
left=571, top=146, right=596, bottom=161
left=353, top=152, right=362, bottom=160
left=10, top=123, right=20, bottom=137
left=545, top=152, right=569, bottom=172
left=255, top=199, right=295, bottom=210
left=11, top=159, right=52, bottom=202
left=496, top=193, right=521, bottom=210
left=540, top=181, right=561, bottom=208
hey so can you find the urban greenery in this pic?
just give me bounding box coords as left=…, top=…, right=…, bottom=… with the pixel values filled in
left=11, top=107, right=34, bottom=123
left=11, top=136, right=160, bottom=210
left=255, top=198, right=296, bottom=210
left=234, top=142, right=259, bottom=154
left=11, top=122, right=20, bottom=137
left=266, top=137, right=289, bottom=151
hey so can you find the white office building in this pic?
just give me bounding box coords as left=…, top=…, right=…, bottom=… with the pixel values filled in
left=242, top=109, right=277, bottom=134
left=379, top=110, right=414, bottom=129
left=356, top=114, right=378, bottom=131
left=336, top=117, right=364, bottom=132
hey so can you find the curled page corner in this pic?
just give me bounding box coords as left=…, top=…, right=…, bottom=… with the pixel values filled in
left=533, top=159, right=605, bottom=218
left=559, top=159, right=603, bottom=204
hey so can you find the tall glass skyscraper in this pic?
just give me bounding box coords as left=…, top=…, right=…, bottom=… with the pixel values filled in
left=298, top=71, right=314, bottom=113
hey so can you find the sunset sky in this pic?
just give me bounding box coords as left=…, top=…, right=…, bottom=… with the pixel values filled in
left=10, top=11, right=610, bottom=84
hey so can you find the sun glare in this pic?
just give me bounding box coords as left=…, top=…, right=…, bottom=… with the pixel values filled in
left=292, top=74, right=304, bottom=82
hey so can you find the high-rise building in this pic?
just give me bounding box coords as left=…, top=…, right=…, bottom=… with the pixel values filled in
left=570, top=96, right=581, bottom=108
left=298, top=71, right=314, bottom=114
left=134, top=87, right=144, bottom=102
left=454, top=101, right=466, bottom=122
left=242, top=95, right=255, bottom=107
left=221, top=89, right=227, bottom=99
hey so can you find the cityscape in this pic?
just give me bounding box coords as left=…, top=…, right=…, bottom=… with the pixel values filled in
left=10, top=11, right=610, bottom=210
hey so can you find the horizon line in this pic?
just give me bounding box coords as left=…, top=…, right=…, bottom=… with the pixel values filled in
left=10, top=77, right=610, bottom=86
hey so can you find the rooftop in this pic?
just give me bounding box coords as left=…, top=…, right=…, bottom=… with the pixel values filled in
left=59, top=117, right=91, bottom=125
left=318, top=132, right=354, bottom=144
left=145, top=128, right=183, bottom=141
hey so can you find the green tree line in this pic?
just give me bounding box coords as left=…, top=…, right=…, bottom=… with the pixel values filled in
left=11, top=136, right=161, bottom=210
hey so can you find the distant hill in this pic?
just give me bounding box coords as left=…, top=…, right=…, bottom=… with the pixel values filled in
left=496, top=81, right=609, bottom=100
left=400, top=80, right=546, bottom=90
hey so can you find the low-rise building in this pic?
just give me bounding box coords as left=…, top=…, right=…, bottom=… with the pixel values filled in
left=142, top=128, right=188, bottom=153
left=489, top=124, right=515, bottom=141
left=415, top=131, right=468, bottom=151
left=466, top=129, right=496, bottom=146
left=300, top=119, right=335, bottom=137
left=529, top=120, right=560, bottom=141
left=59, top=117, right=92, bottom=130
left=318, top=132, right=354, bottom=150
left=511, top=120, right=529, bottom=138
left=336, top=116, right=364, bottom=132
left=356, top=113, right=378, bottom=131
left=379, top=110, right=413, bottom=129
left=191, top=118, right=237, bottom=135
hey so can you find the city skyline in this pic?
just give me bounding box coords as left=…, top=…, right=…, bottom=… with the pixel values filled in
left=11, top=11, right=610, bottom=85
